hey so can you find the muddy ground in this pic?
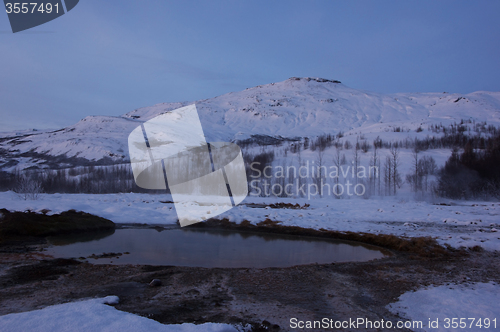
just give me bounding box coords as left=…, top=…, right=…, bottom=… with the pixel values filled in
left=0, top=227, right=499, bottom=331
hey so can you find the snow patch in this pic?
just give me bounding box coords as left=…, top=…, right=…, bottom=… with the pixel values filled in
left=387, top=282, right=500, bottom=332
left=0, top=192, right=499, bottom=250
left=0, top=296, right=238, bottom=332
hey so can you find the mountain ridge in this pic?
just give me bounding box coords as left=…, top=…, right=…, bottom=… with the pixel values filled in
left=1, top=77, right=500, bottom=171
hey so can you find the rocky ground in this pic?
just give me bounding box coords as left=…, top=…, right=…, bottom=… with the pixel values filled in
left=1, top=227, right=499, bottom=331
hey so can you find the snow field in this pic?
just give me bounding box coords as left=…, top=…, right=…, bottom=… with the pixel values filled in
left=1, top=191, right=499, bottom=251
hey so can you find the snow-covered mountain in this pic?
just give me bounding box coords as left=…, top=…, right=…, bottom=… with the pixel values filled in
left=1, top=77, right=500, bottom=171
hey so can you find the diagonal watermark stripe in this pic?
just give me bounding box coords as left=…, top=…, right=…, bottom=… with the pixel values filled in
left=128, top=104, right=248, bottom=227
left=4, top=0, right=79, bottom=33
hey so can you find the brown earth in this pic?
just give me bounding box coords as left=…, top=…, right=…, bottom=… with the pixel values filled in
left=1, top=223, right=499, bottom=331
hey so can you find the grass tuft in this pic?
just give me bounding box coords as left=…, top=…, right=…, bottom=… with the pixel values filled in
left=203, top=218, right=452, bottom=258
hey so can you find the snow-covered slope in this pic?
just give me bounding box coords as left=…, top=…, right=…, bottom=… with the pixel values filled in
left=124, top=78, right=500, bottom=141
left=1, top=77, right=500, bottom=171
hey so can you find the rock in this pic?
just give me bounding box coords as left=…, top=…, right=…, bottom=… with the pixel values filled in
left=103, top=296, right=120, bottom=305
left=149, top=279, right=162, bottom=287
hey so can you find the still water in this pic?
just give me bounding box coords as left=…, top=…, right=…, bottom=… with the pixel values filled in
left=45, top=227, right=387, bottom=268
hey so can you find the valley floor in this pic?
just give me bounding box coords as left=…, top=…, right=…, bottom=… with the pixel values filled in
left=1, top=191, right=500, bottom=331
left=0, top=242, right=499, bottom=331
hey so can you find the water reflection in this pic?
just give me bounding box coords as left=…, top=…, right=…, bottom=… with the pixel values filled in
left=47, top=229, right=115, bottom=246
left=45, top=228, right=387, bottom=268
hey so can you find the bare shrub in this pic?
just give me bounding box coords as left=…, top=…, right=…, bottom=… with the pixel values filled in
left=14, top=174, right=44, bottom=200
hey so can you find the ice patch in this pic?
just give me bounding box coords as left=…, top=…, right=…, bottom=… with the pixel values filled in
left=0, top=296, right=238, bottom=332
left=387, top=282, right=500, bottom=332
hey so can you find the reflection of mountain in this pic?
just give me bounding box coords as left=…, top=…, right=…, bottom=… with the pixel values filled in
left=45, top=228, right=385, bottom=267
left=182, top=227, right=376, bottom=247
left=1, top=77, right=500, bottom=171
left=47, top=228, right=115, bottom=246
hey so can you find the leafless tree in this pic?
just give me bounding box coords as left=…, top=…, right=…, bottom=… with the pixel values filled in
left=315, top=146, right=326, bottom=197
left=332, top=146, right=342, bottom=198
left=14, top=173, right=44, bottom=200
left=352, top=140, right=361, bottom=186
left=390, top=146, right=403, bottom=195
left=369, top=145, right=379, bottom=195
left=407, top=147, right=421, bottom=193
left=384, top=155, right=392, bottom=195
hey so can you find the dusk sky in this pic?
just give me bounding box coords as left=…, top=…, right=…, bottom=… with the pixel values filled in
left=1, top=0, right=499, bottom=131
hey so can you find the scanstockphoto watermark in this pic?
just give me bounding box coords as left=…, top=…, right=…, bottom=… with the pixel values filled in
left=249, top=161, right=379, bottom=199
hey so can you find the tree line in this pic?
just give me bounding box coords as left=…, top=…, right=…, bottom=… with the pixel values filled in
left=437, top=131, right=500, bottom=199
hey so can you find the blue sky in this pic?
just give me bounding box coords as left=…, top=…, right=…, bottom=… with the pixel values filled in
left=1, top=0, right=499, bottom=131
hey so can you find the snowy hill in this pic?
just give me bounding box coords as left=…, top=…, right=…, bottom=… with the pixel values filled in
left=1, top=77, right=500, bottom=171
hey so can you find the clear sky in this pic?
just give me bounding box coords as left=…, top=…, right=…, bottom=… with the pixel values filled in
left=1, top=0, right=499, bottom=131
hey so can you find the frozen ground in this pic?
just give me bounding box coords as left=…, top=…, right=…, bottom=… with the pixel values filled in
left=1, top=191, right=499, bottom=251
left=1, top=190, right=500, bottom=331
left=388, top=282, right=500, bottom=332
left=0, top=296, right=241, bottom=332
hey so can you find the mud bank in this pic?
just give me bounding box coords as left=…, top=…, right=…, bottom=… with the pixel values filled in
left=0, top=209, right=114, bottom=246
left=1, top=216, right=499, bottom=331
